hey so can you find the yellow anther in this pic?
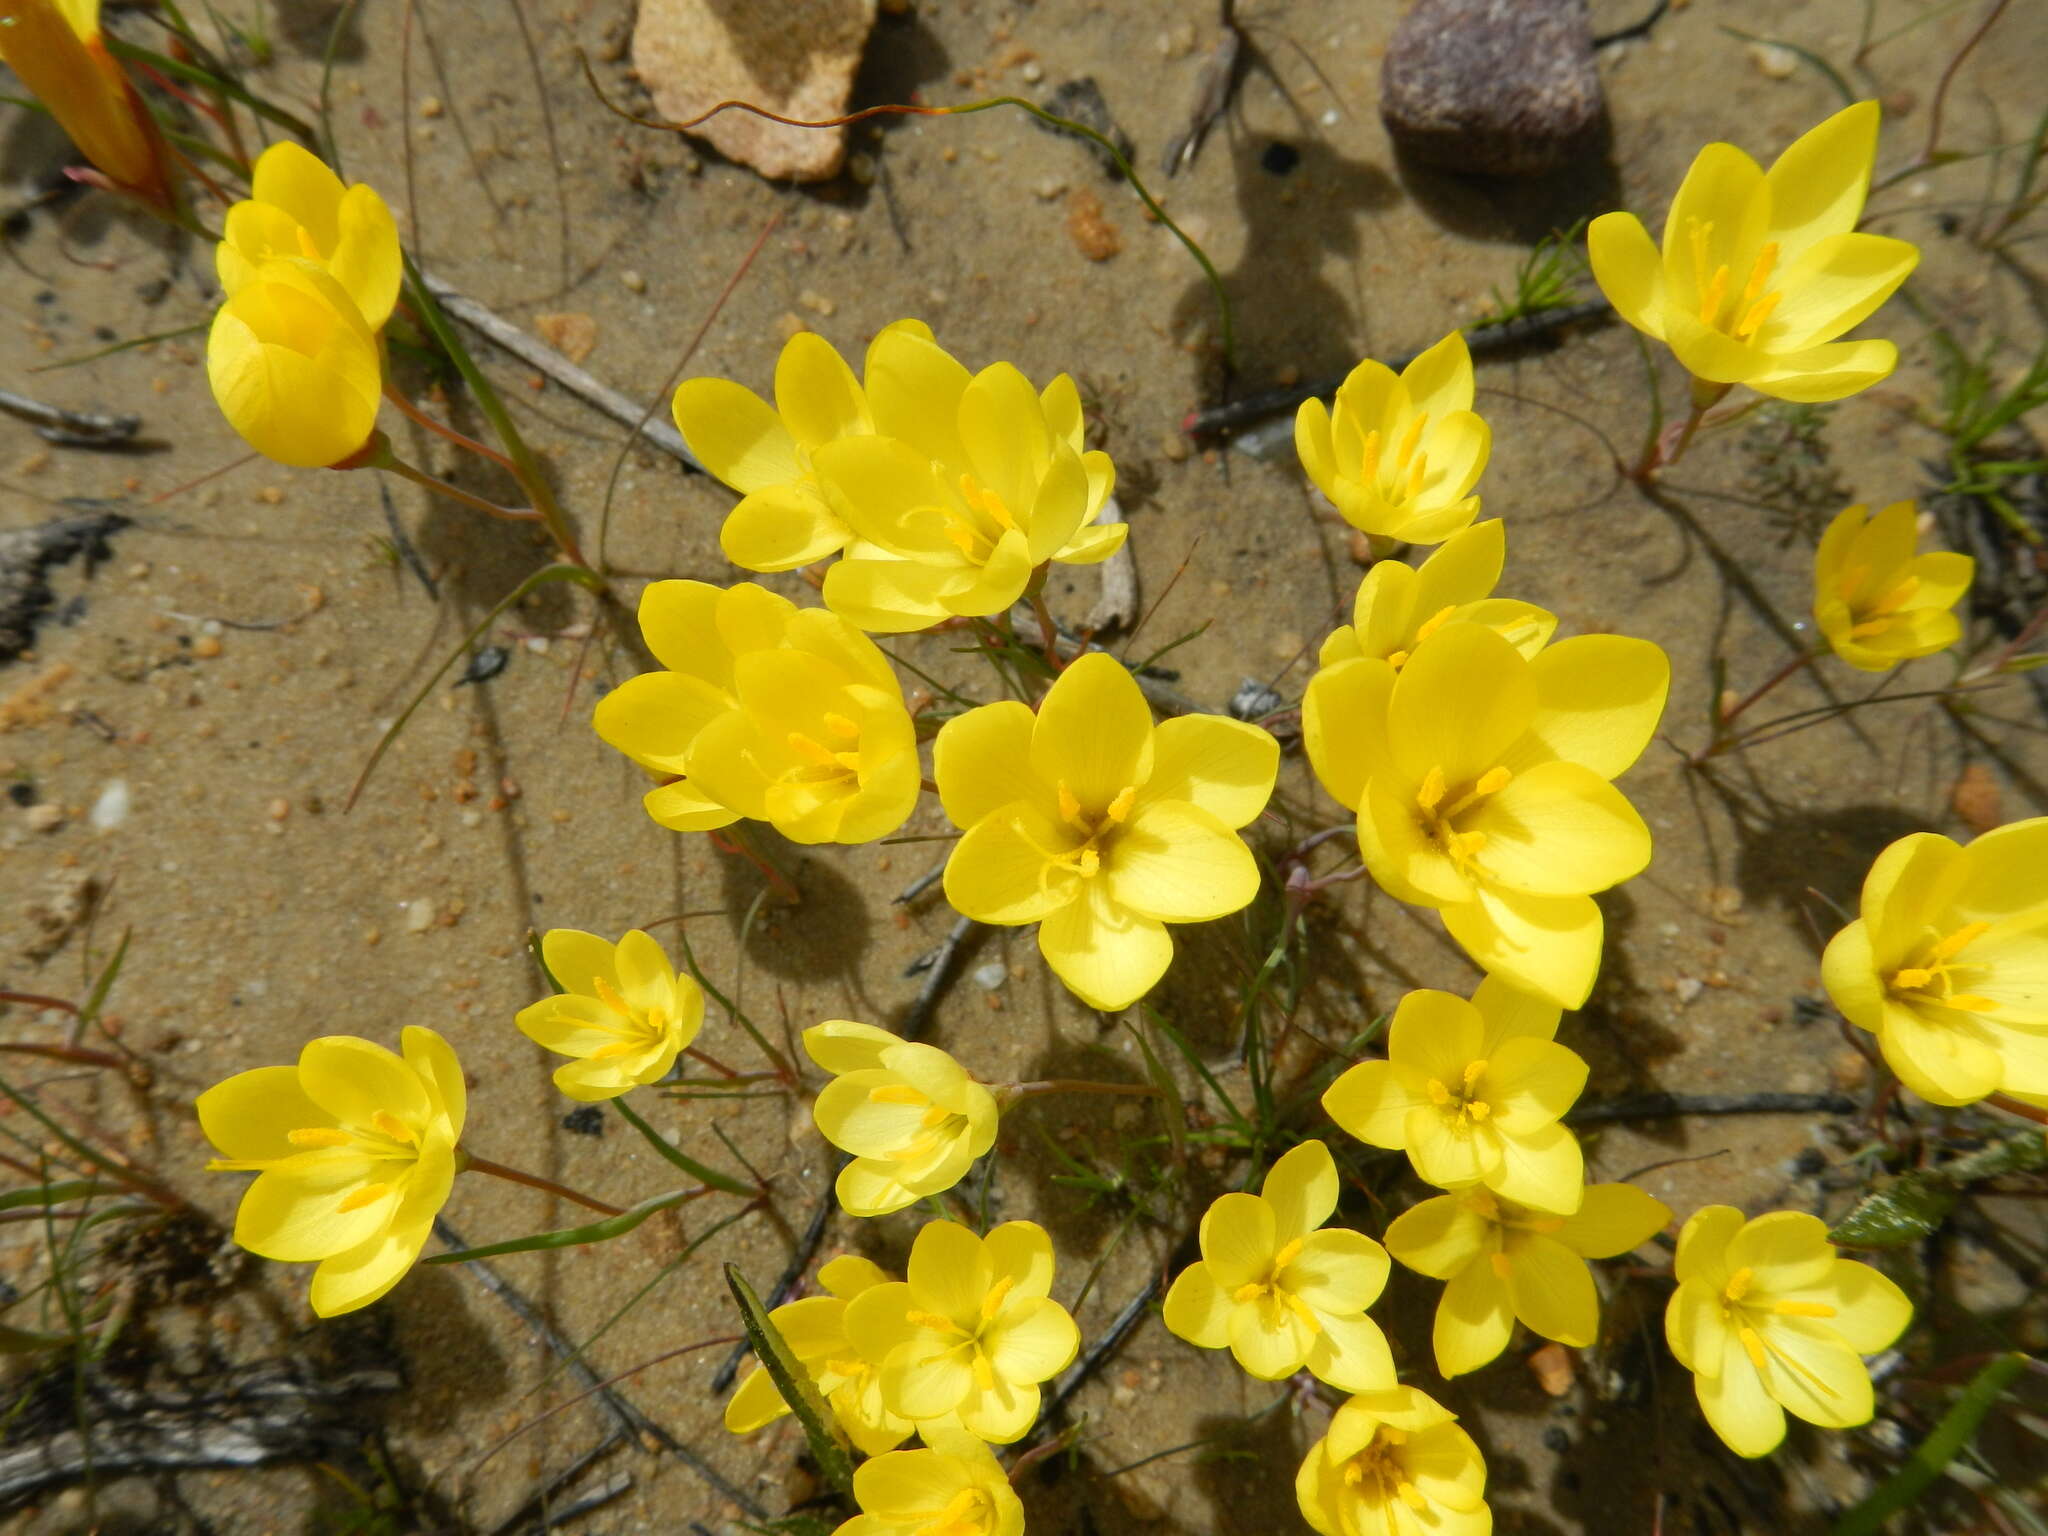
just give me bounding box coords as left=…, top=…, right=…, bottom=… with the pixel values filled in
left=1723, top=1266, right=1755, bottom=1303
left=1891, top=967, right=1934, bottom=991
left=1405, top=450, right=1430, bottom=498
left=1523, top=1217, right=1566, bottom=1235
left=1463, top=1189, right=1501, bottom=1221
left=1383, top=1427, right=1408, bottom=1447
left=1398, top=1481, right=1428, bottom=1512
left=1930, top=922, right=1990, bottom=962
left=980, top=1275, right=1016, bottom=1320
left=336, top=1182, right=392, bottom=1213
left=942, top=519, right=981, bottom=558
left=1738, top=1325, right=1768, bottom=1371
left=905, top=1309, right=964, bottom=1334
left=1465, top=1099, right=1491, bottom=1122
left=822, top=711, right=861, bottom=740
left=1396, top=411, right=1428, bottom=468
left=1416, top=765, right=1447, bottom=814
left=1462, top=1059, right=1488, bottom=1091
left=370, top=1111, right=415, bottom=1145
left=1285, top=1291, right=1324, bottom=1334
left=1056, top=780, right=1083, bottom=826
left=825, top=1357, right=867, bottom=1381
left=1386, top=649, right=1411, bottom=670
left=1233, top=1281, right=1265, bottom=1304
left=1473, top=765, right=1512, bottom=797
left=1075, top=846, right=1101, bottom=878
left=1699, top=263, right=1730, bottom=328
left=288, top=1126, right=352, bottom=1148
left=1343, top=1461, right=1366, bottom=1488
left=1449, top=830, right=1489, bottom=861
left=1413, top=605, right=1459, bottom=647
left=1867, top=576, right=1922, bottom=617
left=868, top=1083, right=927, bottom=1106
left=1734, top=290, right=1782, bottom=339
left=1687, top=218, right=1714, bottom=298
left=1359, top=429, right=1382, bottom=486
left=1771, top=1300, right=1838, bottom=1318
left=592, top=974, right=633, bottom=1018
left=1848, top=617, right=1894, bottom=639
left=1490, top=1251, right=1514, bottom=1280
left=591, top=1040, right=643, bottom=1059
left=919, top=1104, right=953, bottom=1128
left=1105, top=785, right=1137, bottom=825
left=1738, top=242, right=1780, bottom=311
left=1836, top=562, right=1870, bottom=604
left=1273, top=1237, right=1305, bottom=1271
left=1944, top=994, right=1998, bottom=1012
left=1427, top=1078, right=1452, bottom=1106
left=787, top=731, right=842, bottom=768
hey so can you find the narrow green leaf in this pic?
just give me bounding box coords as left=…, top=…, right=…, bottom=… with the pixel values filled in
left=611, top=1095, right=760, bottom=1196
left=0, top=1180, right=106, bottom=1214
left=0, top=1320, right=73, bottom=1353
left=1128, top=1020, right=1186, bottom=1168
left=725, top=1264, right=855, bottom=1502
left=79, top=929, right=130, bottom=1027
left=1833, top=1353, right=2032, bottom=1536
left=424, top=1185, right=701, bottom=1264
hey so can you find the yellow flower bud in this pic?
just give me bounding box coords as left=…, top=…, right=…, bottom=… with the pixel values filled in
left=217, top=141, right=403, bottom=332
left=1812, top=501, right=1973, bottom=672
left=206, top=259, right=384, bottom=468
left=0, top=0, right=172, bottom=207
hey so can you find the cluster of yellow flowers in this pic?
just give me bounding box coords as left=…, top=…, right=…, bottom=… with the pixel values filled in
left=155, top=89, right=2035, bottom=1536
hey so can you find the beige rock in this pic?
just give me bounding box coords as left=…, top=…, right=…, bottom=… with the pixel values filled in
left=633, top=0, right=878, bottom=183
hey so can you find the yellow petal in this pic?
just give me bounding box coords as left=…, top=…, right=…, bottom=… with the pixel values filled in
left=1105, top=800, right=1260, bottom=923
left=1263, top=1139, right=1340, bottom=1244
left=985, top=1220, right=1057, bottom=1301
left=672, top=377, right=800, bottom=494
left=1030, top=652, right=1156, bottom=810
left=1441, top=887, right=1604, bottom=1008
left=1554, top=1183, right=1672, bottom=1259
left=307, top=1215, right=433, bottom=1316
left=1745, top=336, right=1899, bottom=402
left=1785, top=1259, right=1911, bottom=1354
left=198, top=1065, right=329, bottom=1161
left=1696, top=1333, right=1786, bottom=1457
left=1323, top=1060, right=1431, bottom=1150
left=1387, top=622, right=1537, bottom=791
left=250, top=140, right=347, bottom=249
left=1303, top=1311, right=1397, bottom=1393
left=1481, top=1038, right=1588, bottom=1132
left=1387, top=988, right=1486, bottom=1080
left=592, top=672, right=734, bottom=772
left=1763, top=100, right=1881, bottom=262
left=933, top=699, right=1045, bottom=829
left=1405, top=1108, right=1492, bottom=1191
left=724, top=1364, right=792, bottom=1433
left=1387, top=1196, right=1489, bottom=1280
left=937, top=526, right=1034, bottom=618
left=1464, top=759, right=1653, bottom=896
left=298, top=1035, right=429, bottom=1130
left=1434, top=1261, right=1514, bottom=1377
left=835, top=1157, right=922, bottom=1217
left=958, top=361, right=1051, bottom=520
left=402, top=1026, right=466, bottom=1140
left=1821, top=920, right=1886, bottom=1034
left=1284, top=1227, right=1390, bottom=1312
left=774, top=330, right=869, bottom=450
left=1294, top=396, right=1337, bottom=493
left=721, top=483, right=851, bottom=571
left=1025, top=447, right=1094, bottom=566
left=1501, top=1232, right=1598, bottom=1347
left=1199, top=1191, right=1278, bottom=1287
left=1660, top=141, right=1769, bottom=321
left=329, top=182, right=402, bottom=331
left=207, top=263, right=381, bottom=468
left=907, top=1219, right=993, bottom=1328
left=821, top=552, right=958, bottom=633
left=1144, top=714, right=1280, bottom=829
left=943, top=802, right=1083, bottom=924
left=982, top=1297, right=1079, bottom=1384
left=863, top=325, right=972, bottom=468
left=1227, top=1297, right=1313, bottom=1380
left=539, top=928, right=621, bottom=1001
left=1762, top=231, right=1919, bottom=352
left=1664, top=1276, right=1726, bottom=1374
left=1399, top=330, right=1476, bottom=422
left=815, top=1071, right=937, bottom=1157
left=1485, top=1121, right=1584, bottom=1213
left=1673, top=1206, right=1745, bottom=1285
left=1359, top=773, right=1472, bottom=907
left=1725, top=1211, right=1836, bottom=1291
left=641, top=778, right=742, bottom=832
left=803, top=1019, right=900, bottom=1076
left=819, top=1253, right=892, bottom=1299
left=1878, top=1000, right=2001, bottom=1105
left=1516, top=635, right=1670, bottom=780
left=1303, top=657, right=1394, bottom=811
left=1757, top=1315, right=1874, bottom=1429
left=1037, top=880, right=1172, bottom=1012
left=235, top=1156, right=389, bottom=1262
left=1587, top=210, right=1669, bottom=340
left=1163, top=1262, right=1233, bottom=1348
left=1471, top=974, right=1561, bottom=1050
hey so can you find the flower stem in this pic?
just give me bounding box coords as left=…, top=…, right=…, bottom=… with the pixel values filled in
left=709, top=822, right=802, bottom=907
left=463, top=1153, right=625, bottom=1216
left=384, top=385, right=521, bottom=474
left=1028, top=587, right=1065, bottom=672
left=377, top=449, right=542, bottom=523
left=1629, top=379, right=1731, bottom=483
left=1693, top=648, right=1818, bottom=763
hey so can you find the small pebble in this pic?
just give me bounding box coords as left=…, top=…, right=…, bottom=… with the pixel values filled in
left=25, top=803, right=65, bottom=833
left=405, top=898, right=436, bottom=933
left=1020, top=60, right=1044, bottom=84
left=972, top=962, right=1008, bottom=991
left=420, top=95, right=445, bottom=118
left=193, top=635, right=223, bottom=659
left=266, top=797, right=290, bottom=821
left=798, top=289, right=838, bottom=317
left=620, top=269, right=647, bottom=294
left=90, top=779, right=130, bottom=832
left=1748, top=42, right=1797, bottom=78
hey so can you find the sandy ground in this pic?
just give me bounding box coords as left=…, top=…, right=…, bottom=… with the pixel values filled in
left=2, top=0, right=2046, bottom=1532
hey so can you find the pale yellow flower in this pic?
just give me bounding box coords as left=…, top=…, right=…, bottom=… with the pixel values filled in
left=1295, top=332, right=1491, bottom=546
left=805, top=1021, right=999, bottom=1217
left=844, top=1219, right=1079, bottom=1444
left=1295, top=1386, right=1490, bottom=1536
left=726, top=1253, right=913, bottom=1456
left=516, top=929, right=703, bottom=1101
left=830, top=1428, right=1024, bottom=1536
left=1386, top=1182, right=1670, bottom=1377
left=1321, top=520, right=1555, bottom=670
left=1822, top=821, right=2048, bottom=1107
left=198, top=1027, right=464, bottom=1316
left=217, top=141, right=402, bottom=333
left=1162, top=1140, right=1394, bottom=1390
left=1589, top=101, right=1919, bottom=402
left=1813, top=501, right=1973, bottom=672
left=1323, top=979, right=1588, bottom=1213
left=1666, top=1207, right=1912, bottom=1457
left=207, top=259, right=383, bottom=469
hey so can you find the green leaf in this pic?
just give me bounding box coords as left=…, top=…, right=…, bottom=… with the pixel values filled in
left=611, top=1095, right=761, bottom=1197
left=424, top=1185, right=703, bottom=1264
left=1831, top=1133, right=2048, bottom=1247
left=725, top=1264, right=855, bottom=1502
left=1128, top=1020, right=1186, bottom=1168
left=0, top=1180, right=106, bottom=1214
left=0, top=1320, right=72, bottom=1353
left=1833, top=1353, right=2033, bottom=1536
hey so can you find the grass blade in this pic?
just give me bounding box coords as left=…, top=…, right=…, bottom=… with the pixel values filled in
left=425, top=1184, right=704, bottom=1263
left=725, top=1263, right=855, bottom=1501
left=610, top=1095, right=760, bottom=1197
left=1832, top=1352, right=2032, bottom=1536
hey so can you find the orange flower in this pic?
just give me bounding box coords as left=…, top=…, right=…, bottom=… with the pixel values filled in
left=0, top=1, right=171, bottom=207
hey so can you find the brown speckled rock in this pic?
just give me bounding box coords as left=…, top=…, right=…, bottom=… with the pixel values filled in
left=1380, top=0, right=1605, bottom=179
left=633, top=0, right=877, bottom=183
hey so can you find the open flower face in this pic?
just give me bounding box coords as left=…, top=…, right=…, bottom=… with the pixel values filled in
left=1323, top=980, right=1588, bottom=1213
left=833, top=1430, right=1025, bottom=1536
left=1162, top=1139, right=1395, bottom=1391
left=516, top=929, right=704, bottom=1102
left=1589, top=101, right=1919, bottom=403
left=1813, top=502, right=1974, bottom=672
left=207, top=259, right=383, bottom=469
left=1822, top=821, right=2048, bottom=1107
left=805, top=1021, right=999, bottom=1217
left=217, top=141, right=402, bottom=333
left=1386, top=1181, right=1671, bottom=1377
left=935, top=652, right=1279, bottom=1012
left=1296, top=1386, right=1490, bottom=1536
left=197, top=1027, right=465, bottom=1316
left=1666, top=1207, right=1912, bottom=1457
left=844, top=1220, right=1079, bottom=1445
left=673, top=321, right=930, bottom=571
left=810, top=325, right=1125, bottom=632
left=593, top=580, right=920, bottom=845
left=1305, top=621, right=1668, bottom=1006
left=1295, top=332, right=1491, bottom=546
left=0, top=0, right=170, bottom=206
left=726, top=1254, right=913, bottom=1457
left=1320, top=520, right=1556, bottom=670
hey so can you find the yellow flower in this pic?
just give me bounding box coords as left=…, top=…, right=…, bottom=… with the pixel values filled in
left=809, top=325, right=1125, bottom=632
left=197, top=1027, right=464, bottom=1316
left=1589, top=101, right=1920, bottom=403
left=805, top=1021, right=999, bottom=1217
left=1320, top=520, right=1556, bottom=670
left=844, top=1219, right=1080, bottom=1444
left=1323, top=980, right=1588, bottom=1213
left=516, top=929, right=704, bottom=1102
left=1666, top=1207, right=1912, bottom=1458
left=1295, top=1385, right=1490, bottom=1536
left=1304, top=621, right=1668, bottom=1006
left=217, top=141, right=403, bottom=333
left=1813, top=501, right=1973, bottom=672
left=935, top=652, right=1278, bottom=1012
left=1386, top=1182, right=1671, bottom=1377
left=830, top=1428, right=1024, bottom=1536
left=0, top=0, right=171, bottom=206
left=593, top=579, right=920, bottom=844
left=1162, top=1140, right=1394, bottom=1390
left=726, top=1253, right=913, bottom=1456
left=207, top=259, right=383, bottom=468
left=1821, top=821, right=2048, bottom=1107
left=1294, top=332, right=1491, bottom=546
left=673, top=321, right=927, bottom=572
